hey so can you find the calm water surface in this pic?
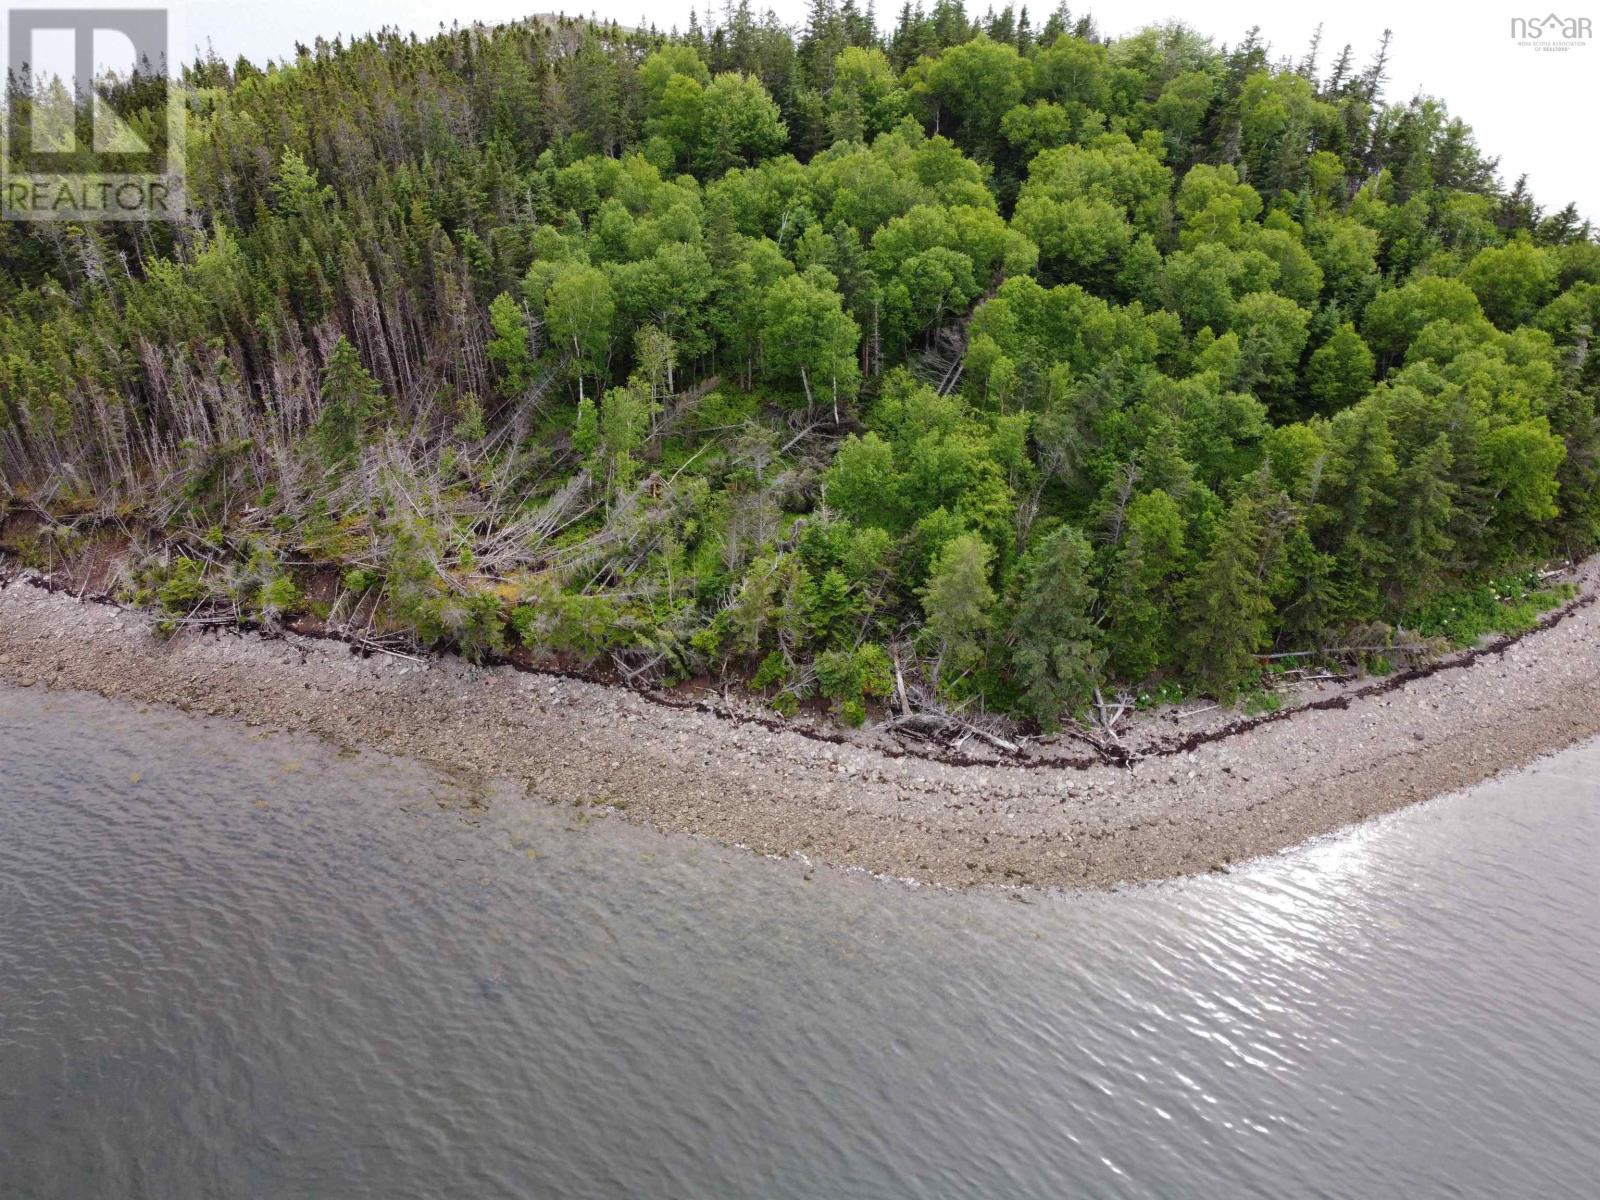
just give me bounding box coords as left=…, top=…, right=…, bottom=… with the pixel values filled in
left=2, top=684, right=1598, bottom=1199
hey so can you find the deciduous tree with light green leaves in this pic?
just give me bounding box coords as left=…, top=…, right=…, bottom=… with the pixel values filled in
left=486, top=292, right=535, bottom=399
left=920, top=532, right=995, bottom=691
left=762, top=268, right=861, bottom=417
left=534, top=263, right=614, bottom=398
left=1305, top=322, right=1375, bottom=412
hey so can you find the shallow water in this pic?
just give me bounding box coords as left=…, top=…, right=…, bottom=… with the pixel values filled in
left=2, top=684, right=1598, bottom=1199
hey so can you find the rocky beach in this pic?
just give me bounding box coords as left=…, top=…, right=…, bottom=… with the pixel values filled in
left=3, top=560, right=1597, bottom=889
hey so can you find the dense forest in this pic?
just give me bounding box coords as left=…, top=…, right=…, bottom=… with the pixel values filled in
left=2, top=3, right=1597, bottom=729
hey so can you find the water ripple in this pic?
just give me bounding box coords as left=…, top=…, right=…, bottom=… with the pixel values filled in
left=2, top=684, right=1598, bottom=1199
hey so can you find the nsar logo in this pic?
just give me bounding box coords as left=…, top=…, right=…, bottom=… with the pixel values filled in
left=1510, top=12, right=1593, bottom=51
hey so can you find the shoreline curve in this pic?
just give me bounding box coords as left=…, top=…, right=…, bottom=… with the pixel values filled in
left=3, top=562, right=1598, bottom=889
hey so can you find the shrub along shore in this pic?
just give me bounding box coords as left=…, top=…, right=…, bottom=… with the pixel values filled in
left=4, top=557, right=1596, bottom=889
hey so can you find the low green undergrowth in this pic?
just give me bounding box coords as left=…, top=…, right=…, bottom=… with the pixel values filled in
left=1406, top=569, right=1576, bottom=647
left=122, top=545, right=304, bottom=634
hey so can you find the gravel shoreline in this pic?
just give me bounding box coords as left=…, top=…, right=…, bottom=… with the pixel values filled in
left=3, top=563, right=1598, bottom=889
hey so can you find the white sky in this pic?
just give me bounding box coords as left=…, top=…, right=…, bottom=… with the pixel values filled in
left=175, top=0, right=1597, bottom=218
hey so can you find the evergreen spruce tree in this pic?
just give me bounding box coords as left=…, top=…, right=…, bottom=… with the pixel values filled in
left=1182, top=493, right=1274, bottom=698
left=1389, top=434, right=1458, bottom=605
left=313, top=336, right=385, bottom=465
left=1008, top=524, right=1102, bottom=728
left=1104, top=490, right=1186, bottom=682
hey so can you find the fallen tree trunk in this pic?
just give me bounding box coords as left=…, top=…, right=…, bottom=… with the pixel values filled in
left=883, top=711, right=1019, bottom=754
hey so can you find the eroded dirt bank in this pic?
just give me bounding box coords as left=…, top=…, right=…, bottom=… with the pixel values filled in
left=3, top=564, right=1598, bottom=889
